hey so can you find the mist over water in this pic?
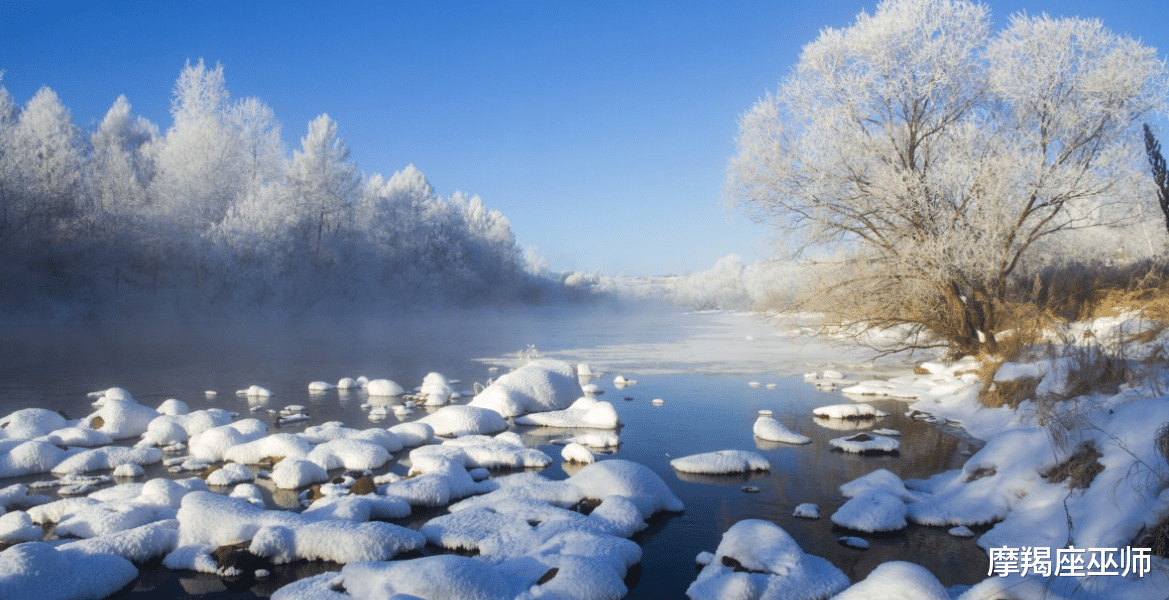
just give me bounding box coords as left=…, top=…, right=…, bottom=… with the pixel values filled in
left=0, top=305, right=988, bottom=598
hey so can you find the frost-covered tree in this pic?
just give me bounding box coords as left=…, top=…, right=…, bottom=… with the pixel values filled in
left=150, top=59, right=245, bottom=231
left=727, top=0, right=1168, bottom=356
left=89, top=95, right=157, bottom=216
left=0, top=86, right=84, bottom=247
left=286, top=113, right=360, bottom=265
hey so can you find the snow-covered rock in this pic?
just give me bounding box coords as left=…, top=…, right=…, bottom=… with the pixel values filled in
left=753, top=416, right=812, bottom=444
left=687, top=519, right=849, bottom=600
left=469, top=358, right=581, bottom=417
left=831, top=490, right=908, bottom=533
left=514, top=396, right=620, bottom=429
left=416, top=405, right=508, bottom=437
left=670, top=450, right=770, bottom=474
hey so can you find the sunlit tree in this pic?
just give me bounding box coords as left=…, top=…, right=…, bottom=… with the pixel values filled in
left=727, top=0, right=1168, bottom=356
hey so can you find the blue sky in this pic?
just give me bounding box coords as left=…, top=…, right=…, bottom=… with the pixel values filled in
left=2, top=0, right=1167, bottom=276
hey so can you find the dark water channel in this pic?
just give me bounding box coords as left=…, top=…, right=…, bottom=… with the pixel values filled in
left=0, top=306, right=988, bottom=598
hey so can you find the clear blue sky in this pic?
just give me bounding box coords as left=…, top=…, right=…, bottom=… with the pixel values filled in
left=2, top=0, right=1166, bottom=276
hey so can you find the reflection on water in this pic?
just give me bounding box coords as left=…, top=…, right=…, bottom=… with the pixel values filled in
left=0, top=307, right=987, bottom=599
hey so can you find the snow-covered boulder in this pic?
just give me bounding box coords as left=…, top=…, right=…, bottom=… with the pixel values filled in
left=514, top=396, right=620, bottom=429
left=0, top=542, right=138, bottom=600
left=813, top=403, right=888, bottom=419
left=753, top=416, right=812, bottom=444
left=687, top=520, right=849, bottom=600
left=469, top=358, right=580, bottom=418
left=670, top=450, right=770, bottom=474
left=417, top=405, right=508, bottom=437
left=366, top=379, right=405, bottom=397
left=831, top=490, right=908, bottom=533
left=829, top=433, right=900, bottom=454
left=830, top=561, right=948, bottom=599
left=0, top=408, right=68, bottom=440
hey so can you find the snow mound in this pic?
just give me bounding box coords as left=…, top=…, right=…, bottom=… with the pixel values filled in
left=0, top=542, right=139, bottom=600
left=366, top=379, right=405, bottom=397
left=829, top=433, right=900, bottom=454
left=389, top=421, right=433, bottom=447
left=51, top=446, right=162, bottom=475
left=687, top=519, right=849, bottom=600
left=670, top=450, right=771, bottom=474
left=0, top=408, right=68, bottom=440
left=188, top=420, right=268, bottom=462
left=514, top=396, right=620, bottom=428
left=85, top=398, right=160, bottom=440
left=813, top=403, right=888, bottom=419
left=793, top=503, right=820, bottom=519
left=417, top=405, right=508, bottom=437
left=831, top=490, right=908, bottom=532
left=840, top=469, right=920, bottom=502
left=270, top=458, right=330, bottom=489
left=831, top=561, right=948, bottom=600
left=469, top=358, right=580, bottom=417
left=418, top=372, right=456, bottom=406
left=753, top=416, right=812, bottom=444
left=223, top=432, right=313, bottom=464
left=307, top=438, right=392, bottom=471
left=206, top=463, right=255, bottom=487
left=0, top=441, right=73, bottom=477
left=562, top=442, right=595, bottom=464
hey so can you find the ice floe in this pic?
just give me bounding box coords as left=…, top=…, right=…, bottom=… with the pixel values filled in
left=670, top=450, right=770, bottom=474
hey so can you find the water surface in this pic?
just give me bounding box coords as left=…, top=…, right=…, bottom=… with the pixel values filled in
left=0, top=306, right=987, bottom=598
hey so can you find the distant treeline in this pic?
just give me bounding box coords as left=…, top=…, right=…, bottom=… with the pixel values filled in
left=0, top=60, right=584, bottom=318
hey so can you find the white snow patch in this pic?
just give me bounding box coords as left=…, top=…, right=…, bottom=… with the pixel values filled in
left=670, top=450, right=770, bottom=474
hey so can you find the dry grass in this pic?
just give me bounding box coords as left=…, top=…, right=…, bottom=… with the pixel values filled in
left=1042, top=443, right=1104, bottom=489
left=979, top=376, right=1042, bottom=409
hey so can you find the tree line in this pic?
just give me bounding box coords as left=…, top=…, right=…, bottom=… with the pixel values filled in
left=0, top=60, right=571, bottom=318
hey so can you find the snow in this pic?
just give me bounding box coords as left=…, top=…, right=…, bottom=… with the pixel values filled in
left=0, top=542, right=139, bottom=600
left=792, top=503, right=820, bottom=519
left=670, top=450, right=771, bottom=474
left=0, top=408, right=68, bottom=440
left=812, top=403, right=888, bottom=419
left=469, top=358, right=581, bottom=417
left=418, top=371, right=456, bottom=406
left=416, top=405, right=509, bottom=437
left=307, top=438, right=392, bottom=471
left=308, top=380, right=335, bottom=392
left=839, top=469, right=920, bottom=502
left=113, top=462, right=144, bottom=478
left=828, top=433, right=900, bottom=454
left=831, top=561, right=948, bottom=600
left=687, top=519, right=849, bottom=600
left=223, top=432, right=313, bottom=464
left=206, top=462, right=255, bottom=486
left=138, top=408, right=236, bottom=447
left=753, top=416, right=812, bottom=444
left=155, top=398, right=189, bottom=416
left=830, top=490, right=908, bottom=532
left=0, top=510, right=43, bottom=542
left=561, top=442, right=595, bottom=464
left=171, top=491, right=425, bottom=567
left=514, top=396, right=621, bottom=428
left=270, top=457, right=330, bottom=489
left=389, top=421, right=434, bottom=446
left=51, top=445, right=162, bottom=475
left=44, top=426, right=113, bottom=447
left=0, top=440, right=74, bottom=477
left=366, top=378, right=405, bottom=397
left=302, top=423, right=403, bottom=453
left=237, top=385, right=273, bottom=397
left=85, top=397, right=160, bottom=440
left=188, top=419, right=267, bottom=462
left=551, top=432, right=621, bottom=449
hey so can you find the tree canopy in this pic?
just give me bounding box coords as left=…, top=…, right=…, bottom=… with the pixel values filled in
left=727, top=0, right=1169, bottom=356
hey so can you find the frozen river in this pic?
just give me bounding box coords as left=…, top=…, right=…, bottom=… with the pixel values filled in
left=0, top=304, right=988, bottom=598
